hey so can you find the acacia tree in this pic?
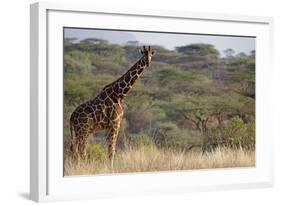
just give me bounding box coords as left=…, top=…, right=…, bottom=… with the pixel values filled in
left=176, top=43, right=219, bottom=57
left=167, top=93, right=254, bottom=150
left=223, top=48, right=235, bottom=58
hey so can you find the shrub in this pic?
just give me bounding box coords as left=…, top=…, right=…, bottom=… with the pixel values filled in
left=207, top=116, right=255, bottom=150
left=125, top=133, right=154, bottom=147
left=87, top=144, right=107, bottom=161
left=224, top=117, right=255, bottom=150
left=151, top=122, right=202, bottom=151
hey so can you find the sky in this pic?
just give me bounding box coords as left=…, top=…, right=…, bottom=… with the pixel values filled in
left=64, top=28, right=255, bottom=57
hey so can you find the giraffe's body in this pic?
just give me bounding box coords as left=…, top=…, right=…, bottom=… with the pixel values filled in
left=69, top=46, right=155, bottom=168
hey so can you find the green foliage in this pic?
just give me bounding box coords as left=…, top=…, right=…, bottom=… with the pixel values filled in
left=224, top=117, right=255, bottom=150
left=208, top=117, right=255, bottom=150
left=87, top=144, right=107, bottom=161
left=224, top=48, right=235, bottom=57
left=176, top=43, right=219, bottom=56
left=152, top=122, right=202, bottom=150
left=157, top=121, right=179, bottom=131
left=155, top=67, right=210, bottom=88
left=151, top=107, right=167, bottom=121
left=123, top=45, right=142, bottom=62
left=64, top=50, right=92, bottom=74
left=126, top=133, right=155, bottom=147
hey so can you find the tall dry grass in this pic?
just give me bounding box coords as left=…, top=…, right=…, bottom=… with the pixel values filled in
left=64, top=145, right=255, bottom=176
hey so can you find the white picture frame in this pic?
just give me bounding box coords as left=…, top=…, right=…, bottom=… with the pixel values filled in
left=30, top=2, right=274, bottom=202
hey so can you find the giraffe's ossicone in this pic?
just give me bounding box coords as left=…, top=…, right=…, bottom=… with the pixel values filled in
left=69, top=46, right=155, bottom=168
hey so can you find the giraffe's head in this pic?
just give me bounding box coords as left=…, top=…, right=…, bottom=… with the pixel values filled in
left=140, top=46, right=155, bottom=67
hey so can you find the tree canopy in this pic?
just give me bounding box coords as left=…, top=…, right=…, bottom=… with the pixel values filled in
left=176, top=43, right=220, bottom=56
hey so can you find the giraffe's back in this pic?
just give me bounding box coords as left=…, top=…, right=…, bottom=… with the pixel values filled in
left=70, top=96, right=122, bottom=136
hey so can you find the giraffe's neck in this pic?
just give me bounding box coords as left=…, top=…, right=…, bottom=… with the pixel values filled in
left=113, top=56, right=147, bottom=98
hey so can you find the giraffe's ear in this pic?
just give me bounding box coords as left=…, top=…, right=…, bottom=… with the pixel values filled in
left=151, top=50, right=156, bottom=56
left=139, top=49, right=144, bottom=55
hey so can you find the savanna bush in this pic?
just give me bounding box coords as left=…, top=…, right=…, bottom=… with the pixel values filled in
left=152, top=122, right=202, bottom=150
left=208, top=116, right=255, bottom=150
left=87, top=143, right=107, bottom=161
left=125, top=133, right=155, bottom=147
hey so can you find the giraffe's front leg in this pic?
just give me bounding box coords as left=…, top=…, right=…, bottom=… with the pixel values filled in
left=107, top=122, right=120, bottom=170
